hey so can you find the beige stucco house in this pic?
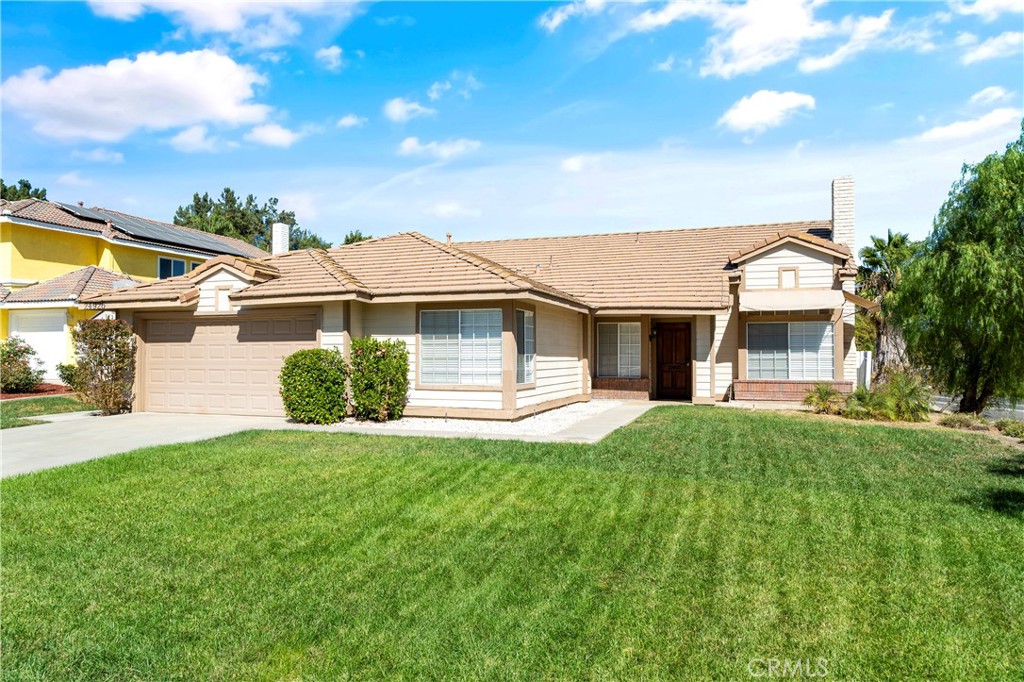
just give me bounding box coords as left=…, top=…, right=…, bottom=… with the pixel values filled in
left=84, top=177, right=874, bottom=419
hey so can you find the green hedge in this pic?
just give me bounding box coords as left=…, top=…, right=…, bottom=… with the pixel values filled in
left=279, top=349, right=349, bottom=424
left=349, top=338, right=409, bottom=422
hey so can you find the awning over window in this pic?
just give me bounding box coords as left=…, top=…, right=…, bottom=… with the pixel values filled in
left=739, top=289, right=844, bottom=312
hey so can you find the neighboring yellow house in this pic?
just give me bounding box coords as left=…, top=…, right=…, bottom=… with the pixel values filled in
left=0, top=197, right=266, bottom=381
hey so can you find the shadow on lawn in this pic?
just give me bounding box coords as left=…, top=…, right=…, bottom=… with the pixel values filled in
left=986, top=453, right=1024, bottom=478
left=959, top=488, right=1024, bottom=519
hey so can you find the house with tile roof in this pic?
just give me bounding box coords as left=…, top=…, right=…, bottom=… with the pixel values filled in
left=0, top=198, right=267, bottom=381
left=84, top=177, right=875, bottom=419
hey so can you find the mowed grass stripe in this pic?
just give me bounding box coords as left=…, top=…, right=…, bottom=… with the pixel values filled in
left=3, top=407, right=1022, bottom=680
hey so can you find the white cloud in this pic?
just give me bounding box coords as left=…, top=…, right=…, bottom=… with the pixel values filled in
left=169, top=125, right=221, bottom=153
left=951, top=0, right=1024, bottom=22
left=426, top=201, right=481, bottom=218
left=315, top=45, right=345, bottom=72
left=427, top=81, right=451, bottom=101
left=560, top=154, right=600, bottom=173
left=397, top=137, right=481, bottom=161
left=2, top=50, right=270, bottom=142
left=71, top=147, right=124, bottom=164
left=913, top=107, right=1022, bottom=142
left=969, top=86, right=1013, bottom=106
left=653, top=54, right=676, bottom=72
left=87, top=1, right=360, bottom=49
left=718, top=90, right=816, bottom=135
left=383, top=97, right=436, bottom=123
left=337, top=114, right=366, bottom=129
left=539, top=0, right=607, bottom=32
left=961, top=31, right=1023, bottom=64
left=244, top=123, right=304, bottom=148
left=57, top=171, right=91, bottom=187
left=258, top=51, right=287, bottom=64
left=798, top=10, right=894, bottom=72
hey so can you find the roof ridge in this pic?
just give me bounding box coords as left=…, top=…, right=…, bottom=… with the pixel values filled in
left=457, top=219, right=832, bottom=245
left=69, top=265, right=99, bottom=299
left=309, top=249, right=369, bottom=292
left=405, top=232, right=586, bottom=305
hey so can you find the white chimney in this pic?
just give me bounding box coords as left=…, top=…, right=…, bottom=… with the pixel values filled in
left=271, top=222, right=290, bottom=256
left=831, top=176, right=855, bottom=256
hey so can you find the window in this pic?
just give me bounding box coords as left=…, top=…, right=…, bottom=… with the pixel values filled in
left=779, top=267, right=798, bottom=289
left=597, top=322, right=641, bottom=378
left=516, top=309, right=535, bottom=384
left=158, top=257, right=186, bottom=279
left=748, top=322, right=833, bottom=380
left=420, top=309, right=502, bottom=386
left=191, top=261, right=202, bottom=271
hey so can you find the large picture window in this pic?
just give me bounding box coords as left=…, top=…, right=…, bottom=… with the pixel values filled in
left=420, top=309, right=502, bottom=386
left=748, top=322, right=834, bottom=380
left=597, top=322, right=641, bottom=378
left=516, top=309, right=535, bottom=384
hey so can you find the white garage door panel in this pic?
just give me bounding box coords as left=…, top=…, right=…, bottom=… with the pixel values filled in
left=143, top=315, right=318, bottom=416
left=10, top=310, right=66, bottom=382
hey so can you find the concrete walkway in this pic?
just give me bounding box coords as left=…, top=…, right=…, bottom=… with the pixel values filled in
left=1, top=401, right=658, bottom=478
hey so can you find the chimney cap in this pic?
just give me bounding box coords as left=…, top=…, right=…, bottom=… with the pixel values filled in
left=445, top=232, right=452, bottom=245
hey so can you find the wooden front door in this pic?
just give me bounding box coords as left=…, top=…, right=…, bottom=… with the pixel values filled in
left=656, top=323, right=692, bottom=399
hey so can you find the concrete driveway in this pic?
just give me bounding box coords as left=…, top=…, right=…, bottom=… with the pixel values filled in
left=1, top=412, right=290, bottom=478
left=1, top=402, right=656, bottom=478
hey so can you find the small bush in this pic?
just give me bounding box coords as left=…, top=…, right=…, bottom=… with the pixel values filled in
left=279, top=348, right=349, bottom=424
left=56, top=362, right=84, bottom=390
left=350, top=337, right=409, bottom=422
left=877, top=369, right=932, bottom=422
left=994, top=419, right=1024, bottom=439
left=1, top=335, right=45, bottom=393
left=803, top=382, right=844, bottom=415
left=938, top=412, right=990, bottom=431
left=71, top=319, right=137, bottom=415
left=843, top=386, right=879, bottom=420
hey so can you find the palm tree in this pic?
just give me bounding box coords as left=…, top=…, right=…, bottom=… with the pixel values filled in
left=857, top=229, right=916, bottom=377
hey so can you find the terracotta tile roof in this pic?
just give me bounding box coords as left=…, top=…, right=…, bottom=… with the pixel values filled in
left=230, top=249, right=368, bottom=301
left=326, top=232, right=584, bottom=303
left=4, top=266, right=141, bottom=303
left=190, top=254, right=280, bottom=282
left=81, top=272, right=195, bottom=305
left=0, top=285, right=10, bottom=302
left=458, top=221, right=834, bottom=310
left=0, top=198, right=267, bottom=259
left=727, top=228, right=851, bottom=263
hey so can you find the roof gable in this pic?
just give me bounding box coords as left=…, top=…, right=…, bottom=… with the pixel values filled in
left=728, top=229, right=850, bottom=264
left=4, top=266, right=141, bottom=304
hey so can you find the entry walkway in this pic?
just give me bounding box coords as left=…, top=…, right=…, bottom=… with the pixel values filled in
left=1, top=400, right=658, bottom=478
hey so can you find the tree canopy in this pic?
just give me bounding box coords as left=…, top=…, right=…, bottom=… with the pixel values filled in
left=174, top=188, right=331, bottom=251
left=1, top=179, right=47, bottom=201
left=893, top=123, right=1024, bottom=413
left=342, top=230, right=372, bottom=245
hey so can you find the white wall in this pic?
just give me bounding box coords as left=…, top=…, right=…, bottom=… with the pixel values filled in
left=745, top=243, right=835, bottom=290
left=694, top=315, right=712, bottom=398
left=196, top=269, right=248, bottom=313
left=321, top=302, right=344, bottom=352
left=516, top=303, right=584, bottom=409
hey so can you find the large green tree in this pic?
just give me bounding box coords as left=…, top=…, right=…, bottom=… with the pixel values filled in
left=174, top=188, right=331, bottom=251
left=857, top=229, right=916, bottom=376
left=1, top=179, right=47, bottom=201
left=893, top=124, right=1024, bottom=413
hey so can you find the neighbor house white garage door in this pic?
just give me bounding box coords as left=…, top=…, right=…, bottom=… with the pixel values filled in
left=9, top=309, right=67, bottom=382
left=141, top=313, right=319, bottom=416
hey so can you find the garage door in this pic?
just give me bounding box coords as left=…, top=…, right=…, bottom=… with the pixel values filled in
left=10, top=309, right=67, bottom=382
left=142, top=314, right=318, bottom=416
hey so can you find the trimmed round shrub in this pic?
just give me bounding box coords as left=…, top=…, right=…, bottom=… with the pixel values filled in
left=1, top=335, right=45, bottom=393
left=279, top=348, right=349, bottom=424
left=350, top=337, right=409, bottom=422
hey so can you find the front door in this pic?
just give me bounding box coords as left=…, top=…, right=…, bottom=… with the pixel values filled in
left=656, top=323, right=692, bottom=399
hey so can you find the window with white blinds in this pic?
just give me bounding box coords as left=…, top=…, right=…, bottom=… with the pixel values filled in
left=747, top=321, right=834, bottom=380
left=516, top=309, right=535, bottom=384
left=597, top=322, right=641, bottom=378
left=420, top=309, right=502, bottom=386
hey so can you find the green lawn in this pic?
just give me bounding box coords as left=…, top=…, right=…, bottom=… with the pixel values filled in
left=0, top=395, right=93, bottom=429
left=3, top=407, right=1022, bottom=680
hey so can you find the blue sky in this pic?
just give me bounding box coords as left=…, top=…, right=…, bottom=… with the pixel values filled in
left=2, top=1, right=1022, bottom=250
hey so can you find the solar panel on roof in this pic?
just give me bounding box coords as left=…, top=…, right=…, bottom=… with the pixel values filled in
left=55, top=202, right=252, bottom=257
